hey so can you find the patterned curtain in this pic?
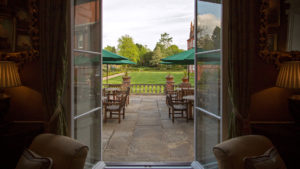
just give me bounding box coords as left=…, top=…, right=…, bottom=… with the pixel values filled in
left=227, top=0, right=254, bottom=138
left=40, top=0, right=68, bottom=135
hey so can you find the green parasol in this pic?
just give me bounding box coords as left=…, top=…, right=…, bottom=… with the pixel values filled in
left=161, top=48, right=220, bottom=80
left=102, top=49, right=128, bottom=61
left=103, top=59, right=136, bottom=65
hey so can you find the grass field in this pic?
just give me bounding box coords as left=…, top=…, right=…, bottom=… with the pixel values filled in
left=106, top=71, right=195, bottom=84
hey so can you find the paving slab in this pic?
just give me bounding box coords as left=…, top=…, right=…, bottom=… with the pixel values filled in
left=103, top=95, right=194, bottom=162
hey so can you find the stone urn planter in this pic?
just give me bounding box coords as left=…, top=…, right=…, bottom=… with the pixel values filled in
left=182, top=77, right=189, bottom=83
left=182, top=70, right=189, bottom=83
left=165, top=74, right=174, bottom=82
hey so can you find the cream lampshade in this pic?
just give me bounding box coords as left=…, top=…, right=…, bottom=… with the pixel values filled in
left=0, top=61, right=22, bottom=90
left=0, top=61, right=21, bottom=121
left=276, top=61, right=300, bottom=89
left=276, top=61, right=300, bottom=125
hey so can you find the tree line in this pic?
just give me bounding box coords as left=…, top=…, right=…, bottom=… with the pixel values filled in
left=104, top=26, right=221, bottom=67
left=104, top=33, right=184, bottom=67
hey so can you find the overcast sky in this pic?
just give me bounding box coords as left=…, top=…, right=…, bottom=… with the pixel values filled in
left=103, top=0, right=194, bottom=50
left=103, top=0, right=220, bottom=50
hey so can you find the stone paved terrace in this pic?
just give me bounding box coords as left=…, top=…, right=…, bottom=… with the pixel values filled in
left=103, top=95, right=194, bottom=162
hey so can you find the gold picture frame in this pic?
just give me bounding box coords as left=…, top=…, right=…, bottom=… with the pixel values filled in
left=0, top=0, right=39, bottom=66
left=259, top=0, right=300, bottom=67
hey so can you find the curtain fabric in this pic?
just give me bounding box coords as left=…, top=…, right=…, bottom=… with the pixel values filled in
left=40, top=0, right=68, bottom=135
left=227, top=0, right=254, bottom=138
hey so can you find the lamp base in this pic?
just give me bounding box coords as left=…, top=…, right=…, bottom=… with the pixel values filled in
left=0, top=90, right=10, bottom=122
left=288, top=95, right=300, bottom=125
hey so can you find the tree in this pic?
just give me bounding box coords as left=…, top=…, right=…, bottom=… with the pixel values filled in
left=196, top=25, right=214, bottom=50
left=165, top=45, right=184, bottom=57
left=211, top=26, right=221, bottom=49
left=155, top=32, right=173, bottom=51
left=196, top=25, right=210, bottom=39
left=104, top=45, right=117, bottom=53
left=136, top=43, right=148, bottom=56
left=141, top=51, right=153, bottom=66
left=197, top=34, right=214, bottom=50
left=150, top=46, right=163, bottom=66
left=117, top=35, right=139, bottom=63
left=136, top=43, right=151, bottom=66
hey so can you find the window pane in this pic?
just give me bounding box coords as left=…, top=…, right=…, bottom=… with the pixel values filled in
left=74, top=0, right=101, bottom=51
left=196, top=55, right=220, bottom=115
left=196, top=0, right=221, bottom=51
left=74, top=110, right=101, bottom=168
left=74, top=52, right=101, bottom=116
left=195, top=109, right=220, bottom=168
left=195, top=0, right=221, bottom=167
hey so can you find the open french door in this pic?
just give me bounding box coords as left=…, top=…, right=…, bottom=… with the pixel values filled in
left=70, top=0, right=222, bottom=168
left=192, top=0, right=222, bottom=168
left=71, top=0, right=103, bottom=168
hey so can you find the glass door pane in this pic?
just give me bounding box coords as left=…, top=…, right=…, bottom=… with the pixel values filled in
left=194, top=0, right=221, bottom=168
left=72, top=0, right=102, bottom=168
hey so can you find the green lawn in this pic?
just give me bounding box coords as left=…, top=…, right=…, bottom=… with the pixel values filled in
left=106, top=71, right=195, bottom=85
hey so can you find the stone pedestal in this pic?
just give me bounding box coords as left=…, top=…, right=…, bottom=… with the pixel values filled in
left=165, top=74, right=174, bottom=93
left=122, top=76, right=131, bottom=88
left=179, top=77, right=191, bottom=88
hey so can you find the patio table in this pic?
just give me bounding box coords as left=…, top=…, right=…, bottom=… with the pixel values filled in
left=176, top=88, right=194, bottom=99
left=105, top=88, right=121, bottom=92
left=183, top=95, right=194, bottom=120
left=104, top=88, right=121, bottom=102
left=175, top=88, right=193, bottom=91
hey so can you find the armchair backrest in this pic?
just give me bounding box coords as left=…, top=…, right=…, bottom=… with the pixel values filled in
left=29, top=133, right=88, bottom=169
left=213, top=135, right=273, bottom=169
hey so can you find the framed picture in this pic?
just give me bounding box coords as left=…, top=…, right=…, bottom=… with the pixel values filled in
left=16, top=9, right=30, bottom=31
left=0, top=14, right=15, bottom=51
left=267, top=34, right=278, bottom=51
left=267, top=0, right=280, bottom=27
left=16, top=34, right=32, bottom=51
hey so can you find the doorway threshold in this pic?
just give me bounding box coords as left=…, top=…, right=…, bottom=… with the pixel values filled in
left=104, top=162, right=193, bottom=169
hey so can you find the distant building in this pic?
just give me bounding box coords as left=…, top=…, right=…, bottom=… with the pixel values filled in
left=187, top=22, right=194, bottom=50
left=187, top=22, right=195, bottom=72
left=74, top=1, right=101, bottom=51
left=188, top=21, right=219, bottom=80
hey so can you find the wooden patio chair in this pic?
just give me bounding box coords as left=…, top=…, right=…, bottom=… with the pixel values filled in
left=179, top=82, right=191, bottom=88
left=166, top=94, right=188, bottom=123
left=182, top=88, right=194, bottom=97
left=103, top=87, right=122, bottom=102
left=165, top=89, right=178, bottom=104
left=103, top=94, right=127, bottom=123
left=120, top=86, right=130, bottom=106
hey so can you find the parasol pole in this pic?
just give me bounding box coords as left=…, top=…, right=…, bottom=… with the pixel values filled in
left=107, top=64, right=108, bottom=84
left=187, top=65, right=190, bottom=81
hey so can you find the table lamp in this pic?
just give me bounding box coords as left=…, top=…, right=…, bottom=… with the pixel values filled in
left=0, top=61, right=22, bottom=121
left=276, top=61, right=300, bottom=125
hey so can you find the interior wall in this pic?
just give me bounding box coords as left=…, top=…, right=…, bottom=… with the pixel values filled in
left=249, top=0, right=293, bottom=122
left=5, top=61, right=47, bottom=121
left=3, top=0, right=294, bottom=124
left=0, top=0, right=46, bottom=122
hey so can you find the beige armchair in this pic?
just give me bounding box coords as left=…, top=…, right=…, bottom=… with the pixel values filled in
left=213, top=135, right=274, bottom=169
left=26, top=133, right=89, bottom=169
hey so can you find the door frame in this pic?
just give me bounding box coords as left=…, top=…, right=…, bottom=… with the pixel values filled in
left=67, top=0, right=229, bottom=168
